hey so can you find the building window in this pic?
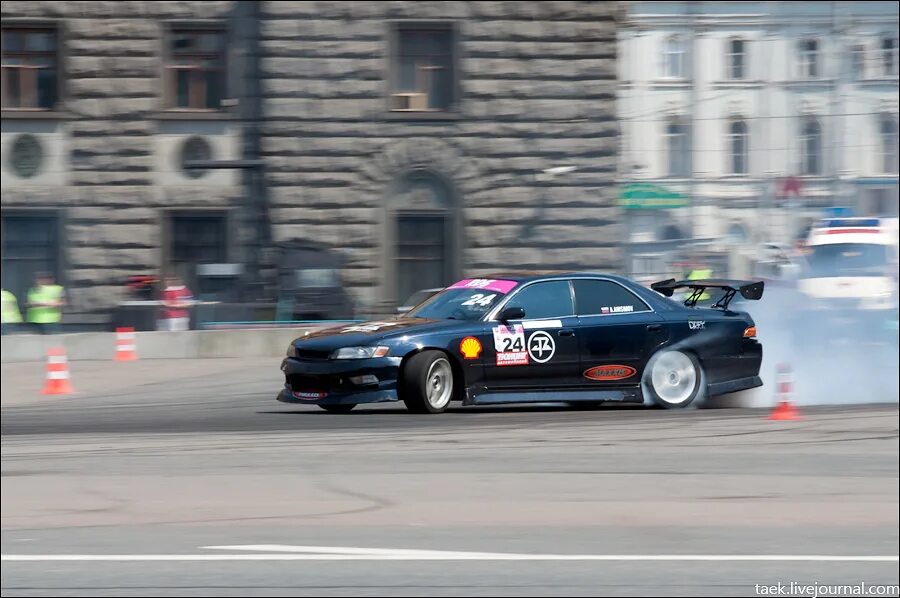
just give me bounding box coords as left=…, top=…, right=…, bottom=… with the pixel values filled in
left=799, top=39, right=820, bottom=78
left=168, top=213, right=228, bottom=282
left=725, top=222, right=749, bottom=245
left=728, top=120, right=749, bottom=175
left=1, top=25, right=59, bottom=109
left=395, top=214, right=449, bottom=304
left=390, top=23, right=456, bottom=112
left=391, top=170, right=455, bottom=304
left=850, top=44, right=867, bottom=80
left=727, top=39, right=746, bottom=80
left=882, top=36, right=898, bottom=77
left=663, top=36, right=686, bottom=79
left=1, top=212, right=60, bottom=308
left=165, top=27, right=226, bottom=110
left=880, top=116, right=898, bottom=174
left=665, top=120, right=691, bottom=177
left=800, top=118, right=822, bottom=175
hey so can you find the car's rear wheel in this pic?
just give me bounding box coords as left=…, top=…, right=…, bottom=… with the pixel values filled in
left=318, top=404, right=356, bottom=413
left=643, top=350, right=704, bottom=409
left=401, top=351, right=454, bottom=414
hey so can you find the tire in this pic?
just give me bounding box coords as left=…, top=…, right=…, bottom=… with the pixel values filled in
left=318, top=404, right=356, bottom=413
left=642, top=350, right=705, bottom=409
left=401, top=351, right=455, bottom=414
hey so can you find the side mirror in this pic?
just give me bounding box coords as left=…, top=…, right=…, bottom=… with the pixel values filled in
left=498, top=306, right=525, bottom=322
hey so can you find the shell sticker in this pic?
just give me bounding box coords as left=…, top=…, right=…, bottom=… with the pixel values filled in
left=460, top=336, right=483, bottom=360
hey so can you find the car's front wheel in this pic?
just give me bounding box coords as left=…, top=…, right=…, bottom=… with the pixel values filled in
left=318, top=404, right=356, bottom=413
left=401, top=351, right=455, bottom=414
left=642, top=350, right=704, bottom=409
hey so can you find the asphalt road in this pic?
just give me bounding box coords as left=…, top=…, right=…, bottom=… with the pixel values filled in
left=2, top=359, right=898, bottom=597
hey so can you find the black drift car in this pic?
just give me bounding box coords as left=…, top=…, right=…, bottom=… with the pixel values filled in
left=278, top=273, right=764, bottom=413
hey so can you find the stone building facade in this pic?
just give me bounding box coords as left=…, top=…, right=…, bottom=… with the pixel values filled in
left=1, top=1, right=620, bottom=327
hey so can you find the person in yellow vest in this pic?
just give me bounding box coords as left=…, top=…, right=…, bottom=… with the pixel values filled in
left=26, top=272, right=66, bottom=335
left=1, top=288, right=24, bottom=335
left=686, top=266, right=713, bottom=302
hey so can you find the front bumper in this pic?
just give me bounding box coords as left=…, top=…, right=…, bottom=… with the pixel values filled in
left=276, top=356, right=403, bottom=405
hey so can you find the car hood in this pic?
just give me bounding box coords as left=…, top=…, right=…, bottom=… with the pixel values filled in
left=291, top=317, right=464, bottom=350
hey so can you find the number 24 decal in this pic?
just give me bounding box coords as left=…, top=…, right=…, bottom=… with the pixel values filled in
left=461, top=293, right=496, bottom=307
left=500, top=335, right=525, bottom=352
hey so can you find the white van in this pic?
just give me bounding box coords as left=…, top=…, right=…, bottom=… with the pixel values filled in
left=799, top=217, right=898, bottom=312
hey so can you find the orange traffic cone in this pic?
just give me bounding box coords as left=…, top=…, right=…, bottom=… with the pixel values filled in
left=768, top=363, right=800, bottom=420
left=114, top=327, right=138, bottom=361
left=42, top=347, right=74, bottom=395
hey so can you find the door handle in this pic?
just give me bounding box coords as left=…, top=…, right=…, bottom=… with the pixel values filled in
left=647, top=324, right=663, bottom=332
left=558, top=328, right=575, bottom=337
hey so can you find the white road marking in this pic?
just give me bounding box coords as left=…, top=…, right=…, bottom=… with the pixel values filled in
left=2, top=544, right=897, bottom=563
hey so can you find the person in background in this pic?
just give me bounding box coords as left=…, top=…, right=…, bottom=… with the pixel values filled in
left=158, top=275, right=193, bottom=331
left=1, top=287, right=24, bottom=335
left=26, top=272, right=66, bottom=335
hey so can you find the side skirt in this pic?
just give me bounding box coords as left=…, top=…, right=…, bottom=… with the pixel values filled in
left=465, top=387, right=643, bottom=406
left=707, top=375, right=763, bottom=397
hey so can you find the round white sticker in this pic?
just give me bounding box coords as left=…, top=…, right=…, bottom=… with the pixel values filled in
left=527, top=331, right=556, bottom=363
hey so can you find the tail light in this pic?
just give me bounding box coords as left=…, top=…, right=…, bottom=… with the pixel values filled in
left=743, top=325, right=757, bottom=338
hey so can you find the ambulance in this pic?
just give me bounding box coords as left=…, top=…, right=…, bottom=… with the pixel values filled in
left=798, top=217, right=898, bottom=340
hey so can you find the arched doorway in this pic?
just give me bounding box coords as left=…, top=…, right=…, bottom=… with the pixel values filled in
left=387, top=170, right=458, bottom=306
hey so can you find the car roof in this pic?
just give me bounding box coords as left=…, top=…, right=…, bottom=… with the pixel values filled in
left=481, top=271, right=636, bottom=284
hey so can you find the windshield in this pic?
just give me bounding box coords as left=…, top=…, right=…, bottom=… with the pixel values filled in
left=401, top=289, right=440, bottom=308
left=406, top=279, right=518, bottom=321
left=803, top=243, right=890, bottom=278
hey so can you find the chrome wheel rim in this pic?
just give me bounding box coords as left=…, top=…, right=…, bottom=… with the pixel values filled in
left=425, top=358, right=453, bottom=410
left=651, top=351, right=697, bottom=405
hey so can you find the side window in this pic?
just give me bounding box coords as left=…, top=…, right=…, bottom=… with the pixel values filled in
left=573, top=280, right=650, bottom=315
left=505, top=281, right=573, bottom=320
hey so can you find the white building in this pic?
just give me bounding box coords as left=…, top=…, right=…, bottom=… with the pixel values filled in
left=618, top=1, right=899, bottom=279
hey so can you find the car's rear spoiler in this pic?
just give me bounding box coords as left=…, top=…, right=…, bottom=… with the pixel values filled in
left=650, top=278, right=765, bottom=309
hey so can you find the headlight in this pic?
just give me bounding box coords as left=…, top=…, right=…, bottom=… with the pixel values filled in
left=331, top=346, right=390, bottom=359
left=286, top=344, right=297, bottom=358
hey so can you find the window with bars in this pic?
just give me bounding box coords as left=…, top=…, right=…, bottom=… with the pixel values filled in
left=727, top=39, right=746, bottom=80
left=850, top=44, right=867, bottom=80
left=1, top=25, right=59, bottom=109
left=165, top=27, right=226, bottom=110
left=663, top=36, right=687, bottom=79
left=879, top=116, right=898, bottom=175
left=390, top=23, right=456, bottom=112
left=395, top=214, right=448, bottom=304
left=800, top=119, right=822, bottom=175
left=168, top=213, right=228, bottom=282
left=799, top=39, right=820, bottom=78
left=1, top=213, right=60, bottom=304
left=665, top=120, right=691, bottom=177
left=882, top=36, right=898, bottom=77
left=728, top=120, right=749, bottom=175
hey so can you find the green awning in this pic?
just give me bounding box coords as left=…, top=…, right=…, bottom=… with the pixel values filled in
left=619, top=183, right=688, bottom=209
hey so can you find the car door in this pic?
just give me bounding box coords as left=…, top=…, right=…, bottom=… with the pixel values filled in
left=572, top=279, right=668, bottom=386
left=483, top=279, right=582, bottom=389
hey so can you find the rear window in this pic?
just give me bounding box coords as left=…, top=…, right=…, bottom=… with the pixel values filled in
left=573, top=279, right=650, bottom=315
